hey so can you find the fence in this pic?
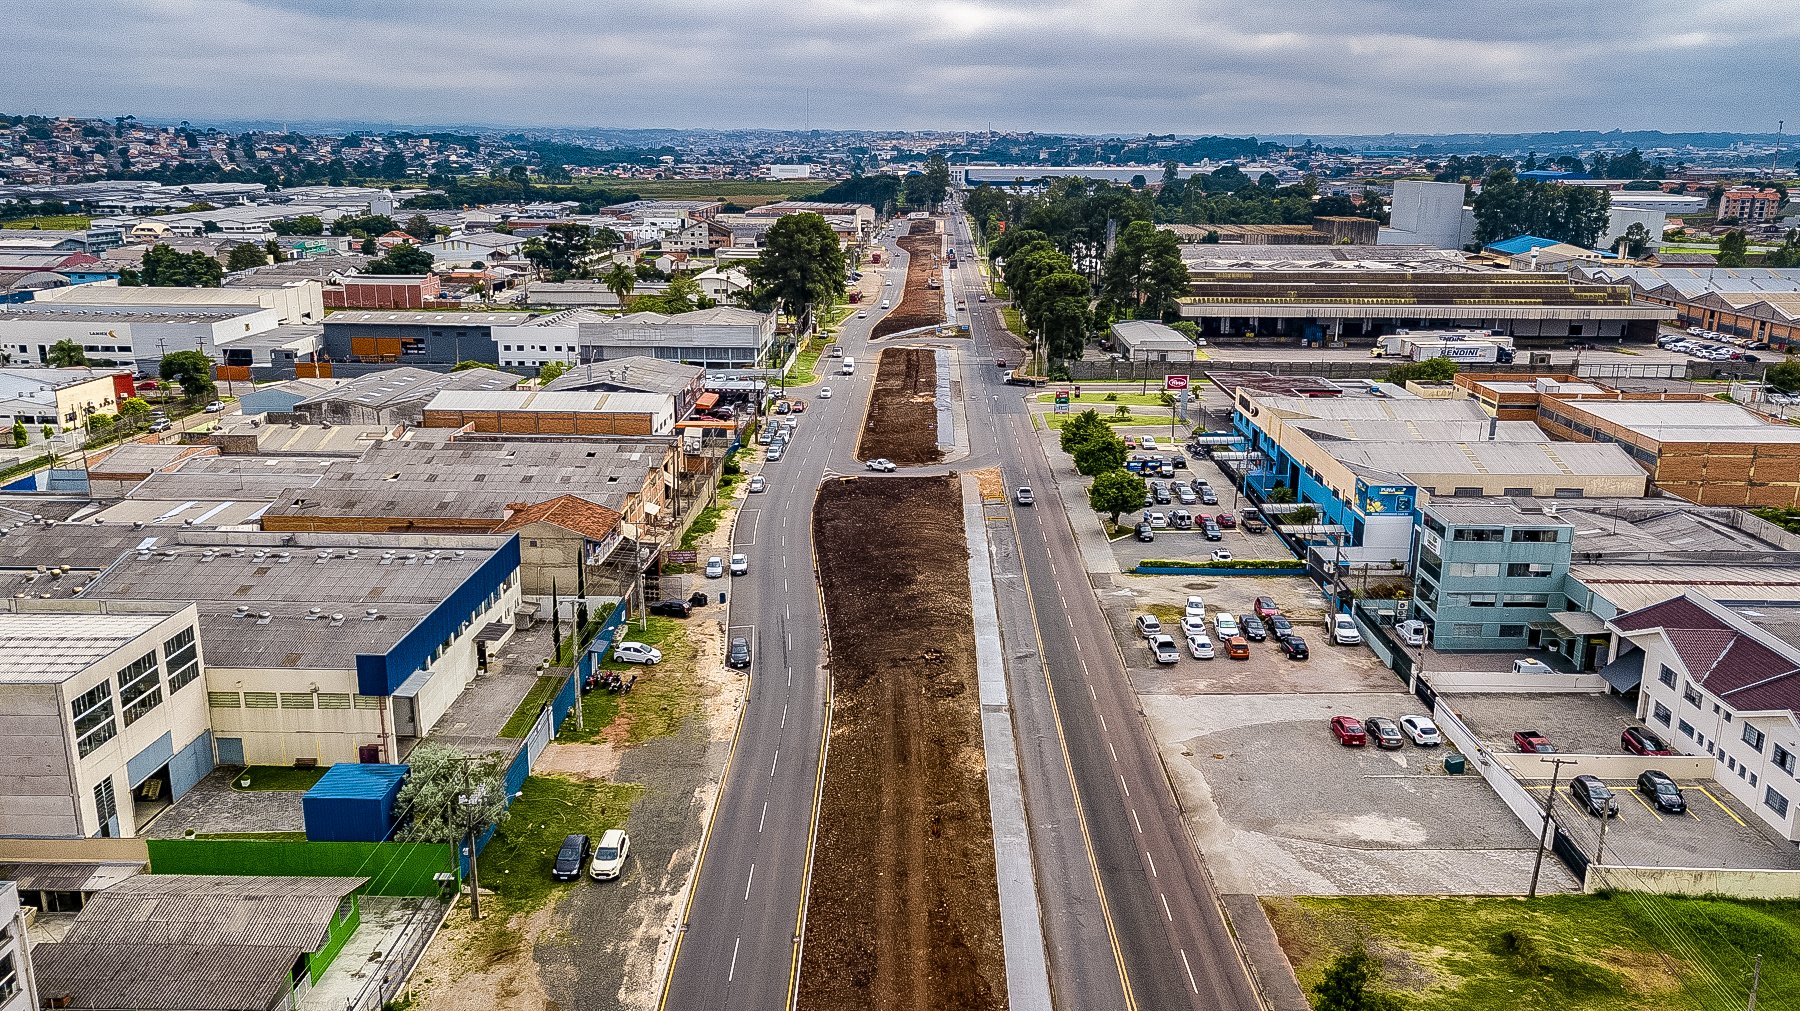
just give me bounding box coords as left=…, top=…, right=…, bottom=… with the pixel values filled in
left=1067, top=356, right=1759, bottom=383
left=146, top=838, right=455, bottom=896
left=341, top=897, right=451, bottom=1011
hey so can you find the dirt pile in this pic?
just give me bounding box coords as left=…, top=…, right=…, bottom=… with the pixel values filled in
left=799, top=476, right=1005, bottom=1011
left=871, top=220, right=948, bottom=339
left=857, top=346, right=943, bottom=466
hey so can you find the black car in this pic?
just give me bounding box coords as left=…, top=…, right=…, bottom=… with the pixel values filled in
left=727, top=636, right=752, bottom=670
left=1201, top=520, right=1222, bottom=541
left=1365, top=715, right=1403, bottom=748
left=1570, top=774, right=1620, bottom=818
left=1153, top=487, right=1172, bottom=505
left=1268, top=614, right=1295, bottom=640
left=552, top=833, right=591, bottom=880
left=1238, top=614, right=1268, bottom=642
left=1637, top=770, right=1687, bottom=813
left=649, top=599, right=692, bottom=618
left=1279, top=634, right=1309, bottom=660
left=1171, top=454, right=1187, bottom=469
left=1135, top=522, right=1155, bottom=542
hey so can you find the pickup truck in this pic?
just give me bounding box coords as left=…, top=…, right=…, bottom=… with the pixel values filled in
left=1005, top=369, right=1048, bottom=386
left=1513, top=730, right=1555, bottom=754
left=1239, top=511, right=1268, bottom=533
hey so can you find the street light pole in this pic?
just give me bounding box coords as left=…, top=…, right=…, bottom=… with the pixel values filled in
left=1529, top=756, right=1578, bottom=898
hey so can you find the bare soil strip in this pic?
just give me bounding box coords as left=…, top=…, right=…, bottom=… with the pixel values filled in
left=872, top=220, right=948, bottom=339
left=858, top=346, right=944, bottom=465
left=799, top=476, right=1006, bottom=1011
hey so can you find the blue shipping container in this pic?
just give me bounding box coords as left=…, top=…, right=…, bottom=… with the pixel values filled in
left=303, top=763, right=410, bottom=843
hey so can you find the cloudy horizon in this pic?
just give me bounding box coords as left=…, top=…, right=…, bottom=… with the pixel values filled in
left=6, top=0, right=1794, bottom=136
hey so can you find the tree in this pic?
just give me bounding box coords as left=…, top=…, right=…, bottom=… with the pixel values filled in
left=271, top=214, right=324, bottom=236
left=1384, top=357, right=1458, bottom=384
left=523, top=223, right=596, bottom=278
left=1311, top=944, right=1399, bottom=1011
left=394, top=742, right=511, bottom=844
left=359, top=236, right=378, bottom=255
left=1288, top=504, right=1319, bottom=526
left=47, top=339, right=88, bottom=368
left=1765, top=358, right=1800, bottom=392
left=1102, top=220, right=1187, bottom=320
left=631, top=274, right=713, bottom=315
left=1618, top=222, right=1651, bottom=259
left=602, top=260, right=636, bottom=302
left=117, top=397, right=151, bottom=430
left=84, top=413, right=115, bottom=440
left=1032, top=272, right=1094, bottom=361
left=1072, top=433, right=1127, bottom=477
left=402, top=213, right=436, bottom=242
left=226, top=242, right=269, bottom=272
left=10, top=420, right=24, bottom=448
left=366, top=243, right=435, bottom=275
left=141, top=244, right=224, bottom=287
left=922, top=153, right=951, bottom=209
left=1059, top=409, right=1108, bottom=453
left=1088, top=468, right=1147, bottom=525
left=1473, top=168, right=1610, bottom=249
left=538, top=360, right=570, bottom=385
left=1764, top=229, right=1800, bottom=268
left=744, top=213, right=845, bottom=324
left=1718, top=229, right=1749, bottom=268
left=159, top=350, right=216, bottom=402
left=451, top=360, right=494, bottom=372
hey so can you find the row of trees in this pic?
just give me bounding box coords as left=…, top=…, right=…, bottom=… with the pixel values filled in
left=990, top=229, right=1092, bottom=362
left=1061, top=411, right=1148, bottom=525
left=1471, top=167, right=1612, bottom=248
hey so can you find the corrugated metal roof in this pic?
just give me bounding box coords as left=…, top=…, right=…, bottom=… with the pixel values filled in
left=64, top=873, right=367, bottom=949
left=32, top=941, right=304, bottom=1011
left=304, top=762, right=408, bottom=801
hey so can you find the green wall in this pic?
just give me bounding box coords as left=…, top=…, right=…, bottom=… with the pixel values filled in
left=308, top=894, right=361, bottom=983
left=146, top=839, right=455, bottom=897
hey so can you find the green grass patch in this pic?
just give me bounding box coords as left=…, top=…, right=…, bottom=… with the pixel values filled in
left=679, top=502, right=727, bottom=551
left=194, top=831, right=310, bottom=842
left=2, top=214, right=91, bottom=230
left=0, top=453, right=58, bottom=483
left=1145, top=602, right=1186, bottom=624
left=559, top=615, right=702, bottom=745
left=624, top=179, right=830, bottom=204
left=784, top=338, right=826, bottom=387
left=499, top=675, right=568, bottom=738
left=474, top=774, right=641, bottom=919
left=1000, top=306, right=1024, bottom=336
left=230, top=765, right=328, bottom=791
left=1037, top=392, right=1173, bottom=407
left=1266, top=893, right=1800, bottom=1011
left=991, top=279, right=1010, bottom=299
left=1045, top=411, right=1164, bottom=430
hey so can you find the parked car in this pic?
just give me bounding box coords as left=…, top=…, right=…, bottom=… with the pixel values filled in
left=1136, top=614, right=1163, bottom=640
left=748, top=475, right=767, bottom=493
left=1513, top=730, right=1555, bottom=754
left=1214, top=512, right=1237, bottom=529
left=1569, top=774, right=1620, bottom=818
left=865, top=458, right=898, bottom=472
left=1149, top=511, right=1169, bottom=529
left=1210, top=548, right=1233, bottom=562
left=613, top=642, right=663, bottom=665
left=1399, top=715, right=1441, bottom=746
left=727, top=636, right=752, bottom=669
left=729, top=553, right=748, bottom=576
left=149, top=420, right=174, bottom=433
left=1330, top=715, right=1368, bottom=746
left=589, top=828, right=631, bottom=880
left=1175, top=487, right=1198, bottom=506
left=775, top=401, right=791, bottom=416
left=766, top=445, right=784, bottom=462
left=1636, top=770, right=1687, bottom=813
left=1621, top=727, right=1674, bottom=756
left=1201, top=519, right=1222, bottom=541
left=1014, top=486, right=1034, bottom=506
left=1151, top=635, right=1182, bottom=664
left=1135, top=522, right=1155, bottom=542
left=1365, top=716, right=1403, bottom=748
left=552, top=833, right=591, bottom=881
left=1395, top=620, right=1427, bottom=646
left=1238, top=614, right=1267, bottom=642
left=1224, top=635, right=1251, bottom=660
left=1268, top=614, right=1295, bottom=640
left=1171, top=509, right=1194, bottom=529
left=1253, top=596, right=1281, bottom=620
left=1199, top=488, right=1218, bottom=505
left=756, top=428, right=773, bottom=446
left=1279, top=634, right=1309, bottom=660
left=1213, top=613, right=1240, bottom=639
left=1184, top=595, right=1206, bottom=619
left=705, top=556, right=725, bottom=578
left=1186, top=634, right=1216, bottom=660
left=1512, top=658, right=1554, bottom=675
left=1179, top=614, right=1209, bottom=639
left=1330, top=613, right=1362, bottom=645
left=203, top=400, right=226, bottom=413
left=649, top=599, right=693, bottom=618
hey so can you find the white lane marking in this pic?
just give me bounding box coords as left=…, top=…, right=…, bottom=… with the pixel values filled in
left=1132, top=809, right=1143, bottom=834
left=1089, top=684, right=1097, bottom=700
left=1161, top=893, right=1173, bottom=922
left=1109, top=742, right=1119, bottom=762
left=1180, top=949, right=1199, bottom=994
left=1119, top=775, right=1129, bottom=798
left=744, top=863, right=756, bottom=901
left=759, top=802, right=767, bottom=833
left=781, top=704, right=788, bottom=729
left=1098, top=713, right=1107, bottom=733
left=787, top=667, right=793, bottom=686
left=1145, top=851, right=1158, bottom=878
left=771, top=750, right=779, bottom=777
left=728, top=936, right=741, bottom=981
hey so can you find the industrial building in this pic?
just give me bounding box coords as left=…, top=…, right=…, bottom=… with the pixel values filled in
left=1108, top=320, right=1198, bottom=363
left=1534, top=395, right=1800, bottom=507
left=492, top=307, right=776, bottom=370
left=320, top=310, right=537, bottom=366
left=0, top=368, right=132, bottom=432
left=291, top=366, right=519, bottom=426
left=1377, top=180, right=1475, bottom=248
left=420, top=388, right=678, bottom=437
left=0, top=303, right=282, bottom=371
left=34, top=278, right=325, bottom=325
left=1567, top=265, right=1800, bottom=349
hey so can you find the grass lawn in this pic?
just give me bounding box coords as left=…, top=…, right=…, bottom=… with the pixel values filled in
left=2, top=214, right=91, bottom=230
left=1000, top=306, right=1024, bottom=336
left=499, top=674, right=568, bottom=738
left=1267, top=893, right=1800, bottom=1011
left=784, top=338, right=826, bottom=387
left=474, top=774, right=641, bottom=918
left=624, top=179, right=830, bottom=204
left=560, top=615, right=702, bottom=746
left=230, top=765, right=328, bottom=791
left=1045, top=411, right=1164, bottom=430
left=1037, top=392, right=1173, bottom=407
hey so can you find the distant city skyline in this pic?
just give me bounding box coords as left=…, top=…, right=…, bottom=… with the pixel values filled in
left=5, top=0, right=1794, bottom=136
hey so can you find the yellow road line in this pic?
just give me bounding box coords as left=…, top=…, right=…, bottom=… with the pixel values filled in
left=1629, top=789, right=1664, bottom=821
left=1698, top=785, right=1749, bottom=827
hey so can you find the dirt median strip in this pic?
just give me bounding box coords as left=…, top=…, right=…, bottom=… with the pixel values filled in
left=858, top=346, right=945, bottom=465
left=799, top=475, right=1007, bottom=1011
left=872, top=220, right=948, bottom=339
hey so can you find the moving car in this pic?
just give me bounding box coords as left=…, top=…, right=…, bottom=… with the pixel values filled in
left=1513, top=730, right=1555, bottom=754
left=1365, top=716, right=1403, bottom=748
left=1186, top=634, right=1215, bottom=660
left=1330, top=715, right=1368, bottom=746
left=818, top=387, right=832, bottom=399
left=705, top=556, right=725, bottom=578
left=856, top=311, right=867, bottom=318
left=729, top=553, right=748, bottom=576
left=1136, top=614, right=1163, bottom=640
left=1395, top=620, right=1427, bottom=646
left=1238, top=614, right=1267, bottom=642
left=1636, top=770, right=1687, bottom=813
left=1014, top=486, right=1034, bottom=506
left=149, top=420, right=173, bottom=433
left=589, top=828, right=631, bottom=880
left=1151, top=635, right=1181, bottom=664
left=1253, top=596, right=1281, bottom=620
left=1569, top=774, right=1620, bottom=817
left=865, top=458, right=898, bottom=472
left=1224, top=635, right=1251, bottom=660
left=727, top=636, right=752, bottom=670
left=1621, top=727, right=1674, bottom=756
left=1330, top=613, right=1362, bottom=645
left=649, top=599, right=693, bottom=618
left=748, top=475, right=767, bottom=493
left=552, top=833, right=591, bottom=881
left=1213, top=613, right=1240, bottom=638
left=613, top=642, right=663, bottom=665
left=1278, top=634, right=1309, bottom=660
left=1399, top=715, right=1441, bottom=746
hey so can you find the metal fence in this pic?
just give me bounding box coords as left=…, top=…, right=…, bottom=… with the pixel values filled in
left=343, top=898, right=451, bottom=1011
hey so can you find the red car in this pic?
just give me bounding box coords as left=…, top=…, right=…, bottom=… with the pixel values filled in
left=1330, top=716, right=1367, bottom=746
left=1621, top=727, right=1673, bottom=756
left=1215, top=512, right=1237, bottom=529
left=1253, top=596, right=1281, bottom=620
left=1513, top=730, right=1555, bottom=754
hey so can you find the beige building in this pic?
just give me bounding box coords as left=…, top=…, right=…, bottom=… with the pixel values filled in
left=0, top=368, right=129, bottom=431
left=495, top=494, right=627, bottom=597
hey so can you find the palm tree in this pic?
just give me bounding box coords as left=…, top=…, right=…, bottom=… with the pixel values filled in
left=602, top=261, right=636, bottom=303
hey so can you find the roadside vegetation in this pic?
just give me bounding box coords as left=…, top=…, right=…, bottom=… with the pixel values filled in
left=560, top=615, right=702, bottom=746
left=230, top=765, right=328, bottom=791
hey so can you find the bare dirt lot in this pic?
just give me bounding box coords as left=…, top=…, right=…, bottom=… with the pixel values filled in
left=800, top=476, right=1005, bottom=1011
left=871, top=220, right=946, bottom=339
left=858, top=346, right=943, bottom=465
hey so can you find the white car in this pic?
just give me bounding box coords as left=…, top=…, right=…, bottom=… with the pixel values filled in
left=1396, top=619, right=1427, bottom=646
left=203, top=400, right=226, bottom=413
left=1512, top=658, right=1555, bottom=675
left=1179, top=614, right=1208, bottom=639
left=729, top=553, right=748, bottom=576
left=748, top=475, right=767, bottom=493
left=1330, top=613, right=1362, bottom=645
left=1186, top=634, right=1216, bottom=660
left=1148, top=511, right=1169, bottom=529
left=1183, top=595, right=1206, bottom=620
left=1150, top=635, right=1181, bottom=664
left=1135, top=614, right=1163, bottom=640
left=1140, top=436, right=1158, bottom=449
left=1213, top=613, right=1240, bottom=639
left=857, top=311, right=867, bottom=318
left=1210, top=549, right=1233, bottom=563
left=589, top=828, right=631, bottom=880
left=818, top=388, right=832, bottom=399
left=705, top=556, right=725, bottom=579
left=1399, top=715, right=1442, bottom=746
left=613, top=642, right=663, bottom=665
left=865, top=458, right=897, bottom=472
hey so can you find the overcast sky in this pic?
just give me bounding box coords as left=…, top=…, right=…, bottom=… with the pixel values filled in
left=7, top=0, right=1794, bottom=136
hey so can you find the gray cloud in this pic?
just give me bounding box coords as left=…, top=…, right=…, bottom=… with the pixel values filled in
left=5, top=0, right=1793, bottom=134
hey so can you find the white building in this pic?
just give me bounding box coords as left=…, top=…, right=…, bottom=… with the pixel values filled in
left=1379, top=180, right=1476, bottom=249
left=0, top=304, right=282, bottom=372
left=35, top=279, right=326, bottom=325
left=1, top=881, right=38, bottom=1011
left=0, top=603, right=211, bottom=839
left=767, top=164, right=812, bottom=180
left=494, top=306, right=775, bottom=370
left=1611, top=591, right=1800, bottom=842
left=1110, top=320, right=1198, bottom=363
left=1602, top=206, right=1668, bottom=252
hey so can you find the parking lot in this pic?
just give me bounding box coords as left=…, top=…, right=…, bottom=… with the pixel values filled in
left=1105, top=427, right=1293, bottom=572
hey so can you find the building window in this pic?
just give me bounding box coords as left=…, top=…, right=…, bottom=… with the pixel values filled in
left=71, top=681, right=117, bottom=757
left=1678, top=719, right=1695, bottom=739
left=1775, top=745, right=1795, bottom=776
left=164, top=627, right=200, bottom=694
left=1507, top=563, right=1555, bottom=577
left=1743, top=724, right=1766, bottom=752
left=93, top=776, right=118, bottom=836
left=117, top=650, right=163, bottom=726
left=1452, top=527, right=1504, bottom=541
left=1457, top=593, right=1498, bottom=608
left=1450, top=622, right=1485, bottom=637
left=1509, top=529, right=1559, bottom=542
left=1683, top=684, right=1702, bottom=708
left=1498, top=624, right=1527, bottom=638
left=1766, top=787, right=1789, bottom=818
left=1653, top=702, right=1672, bottom=726
left=1448, top=562, right=1501, bottom=578
left=1502, top=593, right=1550, bottom=607
left=1658, top=665, right=1677, bottom=688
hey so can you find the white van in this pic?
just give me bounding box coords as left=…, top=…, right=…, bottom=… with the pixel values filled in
left=841, top=357, right=855, bottom=376
left=880, top=300, right=891, bottom=309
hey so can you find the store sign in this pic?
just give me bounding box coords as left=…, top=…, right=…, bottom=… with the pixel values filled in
left=1165, top=375, right=1191, bottom=391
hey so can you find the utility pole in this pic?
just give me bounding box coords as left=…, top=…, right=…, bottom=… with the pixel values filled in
left=1529, top=756, right=1578, bottom=898
left=1747, top=953, right=1762, bottom=1011
left=459, top=757, right=483, bottom=921
left=1593, top=799, right=1612, bottom=867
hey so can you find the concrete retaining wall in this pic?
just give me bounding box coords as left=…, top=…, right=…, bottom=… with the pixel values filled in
left=1586, top=864, right=1800, bottom=898
left=1433, top=704, right=1548, bottom=830
left=1428, top=671, right=1610, bottom=693
left=1501, top=754, right=1714, bottom=781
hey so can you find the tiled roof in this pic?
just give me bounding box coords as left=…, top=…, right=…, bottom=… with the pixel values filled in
left=496, top=494, right=622, bottom=542
left=1613, top=595, right=1800, bottom=713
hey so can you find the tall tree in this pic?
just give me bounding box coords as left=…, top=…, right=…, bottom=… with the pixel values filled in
left=226, top=242, right=268, bottom=272
left=366, top=243, right=434, bottom=274
left=602, top=260, right=637, bottom=301
left=159, top=350, right=217, bottom=402
left=1102, top=220, right=1188, bottom=320
left=744, top=213, right=845, bottom=324
left=402, top=213, right=436, bottom=242
left=1718, top=229, right=1749, bottom=268
left=47, top=339, right=88, bottom=368
left=922, top=153, right=952, bottom=209
left=1088, top=469, right=1147, bottom=525
left=1025, top=270, right=1092, bottom=361
left=394, top=742, right=511, bottom=844
left=141, top=244, right=224, bottom=287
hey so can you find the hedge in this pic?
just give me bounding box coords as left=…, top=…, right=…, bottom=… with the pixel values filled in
left=1137, top=558, right=1299, bottom=570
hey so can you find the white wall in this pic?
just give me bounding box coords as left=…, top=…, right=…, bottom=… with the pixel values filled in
left=205, top=666, right=382, bottom=767
left=1379, top=181, right=1472, bottom=249
left=1604, top=206, right=1668, bottom=250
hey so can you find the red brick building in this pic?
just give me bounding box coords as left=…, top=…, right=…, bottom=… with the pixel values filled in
left=323, top=274, right=442, bottom=309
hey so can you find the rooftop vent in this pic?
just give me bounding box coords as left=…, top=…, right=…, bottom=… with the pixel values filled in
left=233, top=605, right=250, bottom=618
left=255, top=611, right=273, bottom=625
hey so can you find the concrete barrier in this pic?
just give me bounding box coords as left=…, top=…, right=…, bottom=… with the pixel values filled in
left=1428, top=670, right=1609, bottom=693
left=1133, top=565, right=1308, bottom=576
left=1586, top=864, right=1800, bottom=898
left=1500, top=754, right=1714, bottom=781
